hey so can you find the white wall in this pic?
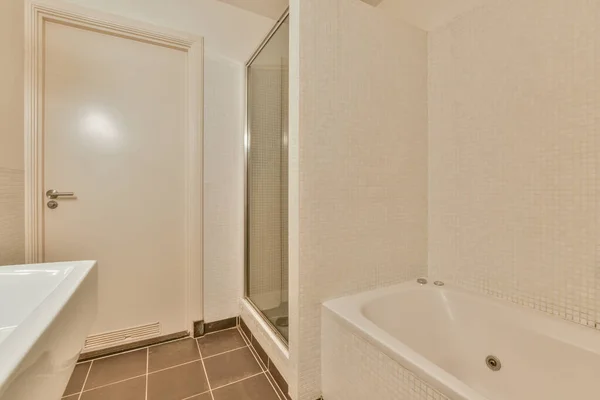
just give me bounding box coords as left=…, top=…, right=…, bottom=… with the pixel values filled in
left=65, top=0, right=274, bottom=61
left=0, top=0, right=25, bottom=266
left=0, top=0, right=273, bottom=320
left=429, top=0, right=600, bottom=330
left=289, top=0, right=429, bottom=398
left=203, top=54, right=246, bottom=322
left=63, top=0, right=275, bottom=323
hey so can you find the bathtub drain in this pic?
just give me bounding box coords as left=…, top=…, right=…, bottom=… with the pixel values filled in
left=485, top=355, right=501, bottom=371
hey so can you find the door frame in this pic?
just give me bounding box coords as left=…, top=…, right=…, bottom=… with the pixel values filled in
left=23, top=0, right=204, bottom=331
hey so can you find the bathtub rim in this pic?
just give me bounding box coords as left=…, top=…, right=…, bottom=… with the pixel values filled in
left=0, top=260, right=97, bottom=394
left=323, top=279, right=600, bottom=400
left=322, top=301, right=480, bottom=400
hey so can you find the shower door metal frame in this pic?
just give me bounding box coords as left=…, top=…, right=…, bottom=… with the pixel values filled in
left=244, top=8, right=290, bottom=345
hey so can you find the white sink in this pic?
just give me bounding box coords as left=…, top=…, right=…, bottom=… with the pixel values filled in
left=0, top=261, right=98, bottom=400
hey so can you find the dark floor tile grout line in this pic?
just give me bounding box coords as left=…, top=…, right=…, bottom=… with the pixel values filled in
left=237, top=325, right=286, bottom=400
left=210, top=371, right=264, bottom=391
left=264, top=370, right=285, bottom=400
left=238, top=324, right=264, bottom=369
left=145, top=347, right=149, bottom=400
left=146, top=335, right=191, bottom=348
left=250, top=344, right=268, bottom=371
left=77, top=335, right=194, bottom=365
left=77, top=326, right=242, bottom=366
left=237, top=326, right=251, bottom=350
left=81, top=373, right=147, bottom=394
left=77, top=345, right=147, bottom=364
left=239, top=327, right=268, bottom=373
left=237, top=327, right=252, bottom=356
left=149, top=358, right=203, bottom=375
left=181, top=390, right=211, bottom=400
left=195, top=336, right=215, bottom=400
left=203, top=326, right=238, bottom=336
left=76, top=359, right=93, bottom=400
left=82, top=327, right=240, bottom=362
left=237, top=325, right=251, bottom=343
left=200, top=345, right=248, bottom=360
left=147, top=342, right=250, bottom=376
left=201, top=328, right=277, bottom=397
left=68, top=326, right=274, bottom=400
left=71, top=334, right=253, bottom=398
left=69, top=359, right=207, bottom=399
left=238, top=326, right=262, bottom=369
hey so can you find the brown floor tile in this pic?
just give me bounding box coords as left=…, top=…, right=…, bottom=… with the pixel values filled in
left=204, top=317, right=237, bottom=334
left=247, top=343, right=267, bottom=371
left=212, top=374, right=280, bottom=400
left=62, top=395, right=80, bottom=400
left=148, top=338, right=200, bottom=372
left=203, top=347, right=262, bottom=388
left=147, top=360, right=209, bottom=400
left=197, top=329, right=247, bottom=358
left=250, top=336, right=269, bottom=367
left=80, top=376, right=146, bottom=400
left=84, top=349, right=147, bottom=390
left=239, top=319, right=251, bottom=341
left=63, top=362, right=91, bottom=396
left=265, top=371, right=286, bottom=400
left=268, top=361, right=288, bottom=395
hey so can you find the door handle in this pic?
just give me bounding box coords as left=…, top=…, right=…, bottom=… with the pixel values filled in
left=46, top=189, right=75, bottom=199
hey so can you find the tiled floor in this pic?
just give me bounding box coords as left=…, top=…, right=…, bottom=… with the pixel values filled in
left=63, top=327, right=286, bottom=400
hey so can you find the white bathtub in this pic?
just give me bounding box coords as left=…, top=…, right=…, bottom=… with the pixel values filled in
left=322, top=280, right=600, bottom=400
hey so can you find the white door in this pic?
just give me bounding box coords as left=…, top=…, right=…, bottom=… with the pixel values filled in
left=38, top=10, right=202, bottom=347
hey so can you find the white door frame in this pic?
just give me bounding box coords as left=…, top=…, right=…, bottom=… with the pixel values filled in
left=24, top=0, right=204, bottom=331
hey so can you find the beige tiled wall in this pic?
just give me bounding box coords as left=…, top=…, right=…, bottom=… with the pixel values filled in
left=429, top=0, right=600, bottom=329
left=289, top=0, right=429, bottom=398
left=0, top=168, right=24, bottom=266
left=0, top=0, right=24, bottom=267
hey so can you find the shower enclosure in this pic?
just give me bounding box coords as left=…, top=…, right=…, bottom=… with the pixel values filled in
left=245, top=11, right=289, bottom=342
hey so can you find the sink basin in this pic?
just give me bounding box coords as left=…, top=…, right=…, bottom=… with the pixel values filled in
left=0, top=261, right=98, bottom=400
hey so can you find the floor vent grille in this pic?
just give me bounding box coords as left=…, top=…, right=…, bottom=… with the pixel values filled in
left=84, top=322, right=161, bottom=350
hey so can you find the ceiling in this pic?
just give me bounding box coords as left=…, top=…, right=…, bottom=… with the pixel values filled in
left=217, top=0, right=288, bottom=20
left=218, top=0, right=490, bottom=31
left=216, top=0, right=384, bottom=20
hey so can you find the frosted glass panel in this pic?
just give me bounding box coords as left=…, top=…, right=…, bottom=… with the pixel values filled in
left=246, top=17, right=289, bottom=341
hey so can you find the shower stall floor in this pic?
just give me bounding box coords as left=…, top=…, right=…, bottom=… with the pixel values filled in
left=263, top=302, right=289, bottom=340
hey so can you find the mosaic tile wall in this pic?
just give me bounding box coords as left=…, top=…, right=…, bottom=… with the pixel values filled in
left=321, top=308, right=450, bottom=400
left=248, top=66, right=287, bottom=310
left=428, top=0, right=600, bottom=329
left=289, top=0, right=428, bottom=398
left=0, top=168, right=24, bottom=266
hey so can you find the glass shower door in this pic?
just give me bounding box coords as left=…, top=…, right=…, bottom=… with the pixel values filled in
left=245, top=15, right=289, bottom=342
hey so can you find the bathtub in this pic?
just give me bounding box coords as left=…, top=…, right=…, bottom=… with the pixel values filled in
left=0, top=261, right=98, bottom=400
left=322, top=279, right=600, bottom=400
